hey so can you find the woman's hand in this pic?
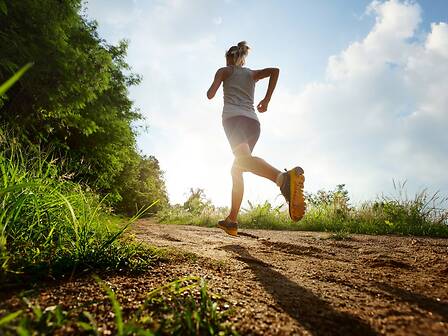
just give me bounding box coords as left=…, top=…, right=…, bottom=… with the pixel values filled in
left=253, top=67, right=279, bottom=113
left=257, top=97, right=270, bottom=113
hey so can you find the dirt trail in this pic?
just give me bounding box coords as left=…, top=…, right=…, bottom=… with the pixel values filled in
left=133, top=220, right=448, bottom=335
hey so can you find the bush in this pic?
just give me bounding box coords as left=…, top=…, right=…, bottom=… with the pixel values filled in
left=0, top=131, right=160, bottom=279
left=354, top=181, right=448, bottom=236
left=114, top=154, right=169, bottom=215
left=158, top=188, right=228, bottom=227
left=157, top=205, right=228, bottom=228
left=160, top=184, right=448, bottom=237
left=238, top=201, right=291, bottom=230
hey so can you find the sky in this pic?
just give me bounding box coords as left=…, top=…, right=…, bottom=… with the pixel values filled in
left=84, top=0, right=448, bottom=207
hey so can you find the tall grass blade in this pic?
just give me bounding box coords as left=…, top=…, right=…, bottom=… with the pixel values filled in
left=93, top=275, right=124, bottom=336
left=0, top=63, right=33, bottom=95
left=0, top=310, right=22, bottom=327
left=0, top=1, right=7, bottom=15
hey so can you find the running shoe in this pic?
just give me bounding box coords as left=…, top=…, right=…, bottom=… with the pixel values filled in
left=217, top=218, right=238, bottom=237
left=280, top=167, right=306, bottom=221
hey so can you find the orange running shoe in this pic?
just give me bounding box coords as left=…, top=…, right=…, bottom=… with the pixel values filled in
left=217, top=218, right=238, bottom=237
left=280, top=167, right=306, bottom=221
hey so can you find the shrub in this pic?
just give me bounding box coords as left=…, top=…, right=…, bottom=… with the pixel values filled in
left=0, top=131, right=159, bottom=279
left=160, top=184, right=448, bottom=237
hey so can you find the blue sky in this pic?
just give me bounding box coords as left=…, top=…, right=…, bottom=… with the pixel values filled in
left=85, top=0, right=448, bottom=206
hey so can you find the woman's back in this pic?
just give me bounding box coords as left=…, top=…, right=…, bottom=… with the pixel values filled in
left=222, top=66, right=258, bottom=121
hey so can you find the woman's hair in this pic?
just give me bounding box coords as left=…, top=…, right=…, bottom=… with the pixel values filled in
left=225, top=41, right=250, bottom=66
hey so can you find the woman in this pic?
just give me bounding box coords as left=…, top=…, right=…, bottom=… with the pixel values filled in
left=207, top=41, right=305, bottom=236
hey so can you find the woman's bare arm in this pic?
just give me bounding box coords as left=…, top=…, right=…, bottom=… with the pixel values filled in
left=207, top=67, right=232, bottom=99
left=252, top=68, right=280, bottom=112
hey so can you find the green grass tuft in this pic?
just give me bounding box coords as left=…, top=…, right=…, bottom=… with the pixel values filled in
left=159, top=184, right=448, bottom=237
left=0, top=130, right=160, bottom=281
left=0, top=276, right=237, bottom=335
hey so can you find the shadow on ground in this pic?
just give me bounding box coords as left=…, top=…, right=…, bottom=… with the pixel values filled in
left=375, top=282, right=448, bottom=322
left=221, top=244, right=377, bottom=336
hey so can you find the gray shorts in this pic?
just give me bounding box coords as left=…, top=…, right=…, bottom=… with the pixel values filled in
left=222, top=116, right=260, bottom=153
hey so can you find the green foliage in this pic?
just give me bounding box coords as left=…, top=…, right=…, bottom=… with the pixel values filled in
left=327, top=229, right=351, bottom=241
left=305, top=184, right=350, bottom=208
left=158, top=189, right=227, bottom=227
left=135, top=276, right=236, bottom=335
left=0, top=1, right=168, bottom=214
left=157, top=205, right=228, bottom=227
left=0, top=133, right=160, bottom=280
left=160, top=184, right=448, bottom=237
left=0, top=63, right=32, bottom=96
left=183, top=188, right=213, bottom=215
left=238, top=201, right=291, bottom=230
left=3, top=298, right=68, bottom=335
left=0, top=298, right=84, bottom=335
left=355, top=181, right=448, bottom=236
left=0, top=1, right=7, bottom=15
left=116, top=155, right=169, bottom=215
left=0, top=277, right=237, bottom=335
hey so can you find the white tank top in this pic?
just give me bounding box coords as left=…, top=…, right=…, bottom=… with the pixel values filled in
left=222, top=66, right=259, bottom=122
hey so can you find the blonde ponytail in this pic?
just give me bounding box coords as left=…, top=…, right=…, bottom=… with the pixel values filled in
left=236, top=41, right=250, bottom=65
left=225, top=41, right=250, bottom=66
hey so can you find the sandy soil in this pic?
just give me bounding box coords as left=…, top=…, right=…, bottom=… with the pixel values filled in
left=1, top=220, right=447, bottom=335
left=131, top=220, right=448, bottom=335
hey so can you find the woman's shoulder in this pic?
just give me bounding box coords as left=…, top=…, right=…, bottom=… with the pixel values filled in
left=241, top=67, right=256, bottom=81
left=217, top=66, right=235, bottom=74
left=242, top=67, right=255, bottom=77
left=219, top=66, right=235, bottom=81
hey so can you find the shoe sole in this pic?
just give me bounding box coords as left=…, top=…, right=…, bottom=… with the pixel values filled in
left=217, top=223, right=238, bottom=237
left=289, top=167, right=306, bottom=221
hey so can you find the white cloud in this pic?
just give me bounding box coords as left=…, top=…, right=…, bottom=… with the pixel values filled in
left=329, top=0, right=421, bottom=80
left=426, top=22, right=448, bottom=58
left=265, top=0, right=448, bottom=202
left=213, top=17, right=223, bottom=25
left=87, top=0, right=448, bottom=207
left=101, top=1, right=230, bottom=205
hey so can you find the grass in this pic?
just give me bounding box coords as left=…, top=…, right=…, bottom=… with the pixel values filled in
left=0, top=276, right=237, bottom=335
left=327, top=229, right=352, bottom=241
left=0, top=130, right=160, bottom=281
left=157, top=205, right=228, bottom=227
left=0, top=63, right=33, bottom=96
left=159, top=184, right=448, bottom=237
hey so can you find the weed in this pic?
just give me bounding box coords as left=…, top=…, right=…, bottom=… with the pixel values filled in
left=328, top=229, right=351, bottom=241
left=160, top=184, right=448, bottom=237
left=0, top=298, right=68, bottom=335
left=0, top=130, right=160, bottom=280
left=0, top=276, right=237, bottom=335
left=131, top=276, right=236, bottom=335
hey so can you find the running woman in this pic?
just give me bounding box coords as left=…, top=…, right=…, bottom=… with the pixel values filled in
left=207, top=41, right=305, bottom=237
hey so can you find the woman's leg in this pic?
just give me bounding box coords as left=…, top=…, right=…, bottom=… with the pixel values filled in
left=227, top=143, right=282, bottom=222
left=228, top=163, right=244, bottom=222
left=233, top=143, right=281, bottom=182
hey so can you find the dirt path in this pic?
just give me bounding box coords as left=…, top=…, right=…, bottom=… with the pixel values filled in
left=133, top=220, right=448, bottom=335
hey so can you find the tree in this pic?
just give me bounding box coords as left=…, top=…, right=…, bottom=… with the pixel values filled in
left=0, top=0, right=168, bottom=213
left=116, top=155, right=169, bottom=215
